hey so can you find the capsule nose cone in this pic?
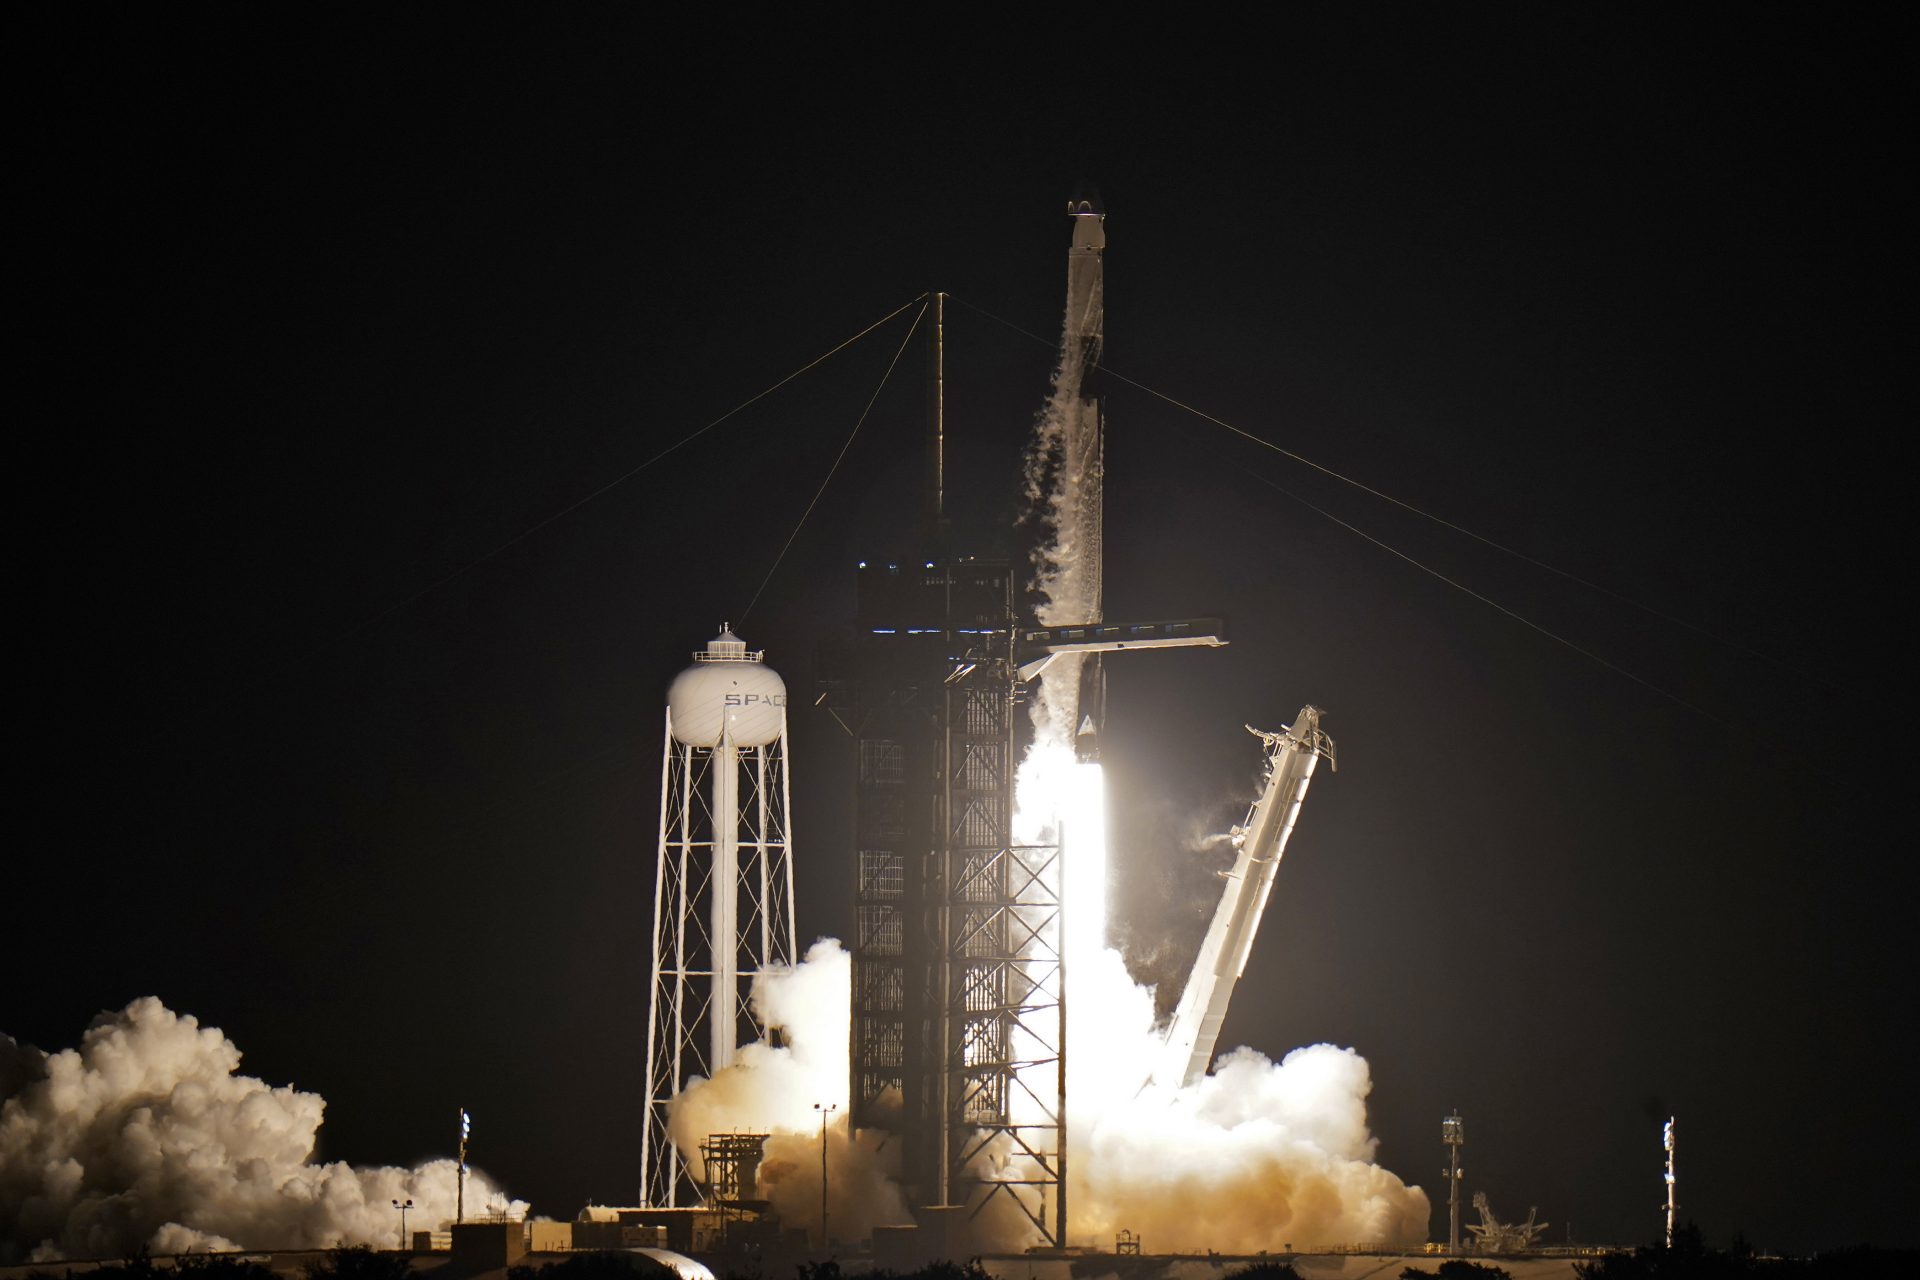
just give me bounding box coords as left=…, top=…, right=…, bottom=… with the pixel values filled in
left=1068, top=186, right=1105, bottom=251
left=1071, top=211, right=1106, bottom=252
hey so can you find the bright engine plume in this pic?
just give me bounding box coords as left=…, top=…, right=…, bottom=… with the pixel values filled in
left=662, top=940, right=909, bottom=1245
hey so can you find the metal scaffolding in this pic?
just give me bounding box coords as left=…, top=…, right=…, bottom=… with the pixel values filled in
left=830, top=557, right=1065, bottom=1247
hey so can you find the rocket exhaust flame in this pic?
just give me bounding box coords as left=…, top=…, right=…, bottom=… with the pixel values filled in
left=1006, top=707, right=1428, bottom=1250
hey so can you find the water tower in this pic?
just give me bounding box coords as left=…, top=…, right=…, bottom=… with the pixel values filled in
left=642, top=626, right=798, bottom=1206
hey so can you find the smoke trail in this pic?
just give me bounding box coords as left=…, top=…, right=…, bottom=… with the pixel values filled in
left=1023, top=364, right=1102, bottom=640
left=0, top=999, right=525, bottom=1263
left=665, top=940, right=909, bottom=1242
left=1021, top=276, right=1102, bottom=752
left=1062, top=951, right=1431, bottom=1249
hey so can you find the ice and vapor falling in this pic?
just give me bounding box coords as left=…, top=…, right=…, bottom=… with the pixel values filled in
left=1020, top=210, right=1103, bottom=751
left=0, top=999, right=524, bottom=1263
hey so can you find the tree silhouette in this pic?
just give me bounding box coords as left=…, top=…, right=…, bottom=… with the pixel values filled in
left=1223, top=1264, right=1303, bottom=1280
left=304, top=1246, right=415, bottom=1280
left=508, top=1253, right=677, bottom=1280
left=1401, top=1261, right=1512, bottom=1280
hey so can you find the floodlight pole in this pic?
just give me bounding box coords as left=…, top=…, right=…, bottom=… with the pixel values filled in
left=814, top=1102, right=838, bottom=1250
left=1663, top=1117, right=1677, bottom=1248
left=392, top=1198, right=413, bottom=1250
left=457, top=1108, right=471, bottom=1223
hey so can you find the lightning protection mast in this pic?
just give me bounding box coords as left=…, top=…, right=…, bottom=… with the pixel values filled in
left=643, top=626, right=798, bottom=1207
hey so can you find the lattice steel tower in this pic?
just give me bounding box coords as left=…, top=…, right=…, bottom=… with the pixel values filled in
left=643, top=627, right=797, bottom=1206
left=822, top=289, right=1067, bottom=1247
left=827, top=555, right=1065, bottom=1243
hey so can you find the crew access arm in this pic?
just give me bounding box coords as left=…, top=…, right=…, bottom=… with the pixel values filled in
left=1147, top=707, right=1336, bottom=1090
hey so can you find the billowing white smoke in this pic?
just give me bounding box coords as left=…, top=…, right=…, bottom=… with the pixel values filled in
left=1009, top=766, right=1432, bottom=1249
left=0, top=998, right=525, bottom=1263
left=665, top=940, right=908, bottom=1243
left=1062, top=948, right=1431, bottom=1249
left=661, top=909, right=1429, bottom=1251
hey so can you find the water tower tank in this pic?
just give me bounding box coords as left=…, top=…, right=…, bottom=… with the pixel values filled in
left=667, top=626, right=787, bottom=747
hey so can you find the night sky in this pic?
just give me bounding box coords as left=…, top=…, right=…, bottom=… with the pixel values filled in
left=11, top=9, right=1912, bottom=1258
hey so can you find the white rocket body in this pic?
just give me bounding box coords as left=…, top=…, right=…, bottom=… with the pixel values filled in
left=1067, top=200, right=1105, bottom=359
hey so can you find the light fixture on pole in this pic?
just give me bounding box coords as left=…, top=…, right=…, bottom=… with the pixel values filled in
left=392, top=1199, right=413, bottom=1250
left=812, top=1102, right=838, bottom=1250
left=1663, top=1117, right=1677, bottom=1248
left=1442, top=1112, right=1465, bottom=1256
left=457, top=1108, right=471, bottom=1224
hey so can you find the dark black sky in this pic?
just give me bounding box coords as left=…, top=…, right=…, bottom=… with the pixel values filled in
left=11, top=8, right=1913, bottom=1258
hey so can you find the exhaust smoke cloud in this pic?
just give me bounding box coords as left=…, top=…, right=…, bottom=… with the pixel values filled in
left=664, top=940, right=909, bottom=1244
left=0, top=998, right=524, bottom=1263
left=1059, top=947, right=1431, bottom=1249
left=660, top=917, right=1429, bottom=1250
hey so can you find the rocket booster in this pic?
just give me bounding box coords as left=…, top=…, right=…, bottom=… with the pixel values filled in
left=1148, top=709, right=1336, bottom=1090
left=1064, top=195, right=1106, bottom=761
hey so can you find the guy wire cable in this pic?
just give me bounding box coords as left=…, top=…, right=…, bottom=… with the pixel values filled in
left=947, top=292, right=1831, bottom=691
left=741, top=298, right=930, bottom=623
left=180, top=293, right=929, bottom=721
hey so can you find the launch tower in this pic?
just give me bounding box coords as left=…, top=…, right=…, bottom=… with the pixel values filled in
left=825, top=283, right=1066, bottom=1240
left=643, top=628, right=798, bottom=1207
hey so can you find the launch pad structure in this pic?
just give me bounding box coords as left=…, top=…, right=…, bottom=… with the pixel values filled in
left=642, top=201, right=1282, bottom=1254
left=821, top=342, right=1067, bottom=1241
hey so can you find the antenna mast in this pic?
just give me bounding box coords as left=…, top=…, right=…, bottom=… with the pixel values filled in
left=923, top=291, right=948, bottom=546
